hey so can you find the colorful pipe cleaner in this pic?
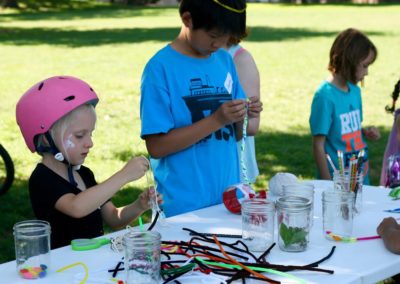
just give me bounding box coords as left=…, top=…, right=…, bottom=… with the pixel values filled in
left=107, top=226, right=336, bottom=283
left=326, top=231, right=381, bottom=243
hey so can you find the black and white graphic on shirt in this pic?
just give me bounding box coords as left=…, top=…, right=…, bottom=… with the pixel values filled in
left=183, top=76, right=234, bottom=143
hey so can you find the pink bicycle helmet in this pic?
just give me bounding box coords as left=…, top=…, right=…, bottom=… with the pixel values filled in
left=16, top=76, right=99, bottom=152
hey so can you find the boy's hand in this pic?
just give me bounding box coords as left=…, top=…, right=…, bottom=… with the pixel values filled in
left=363, top=126, right=381, bottom=141
left=122, top=156, right=149, bottom=183
left=214, top=99, right=247, bottom=125
left=248, top=96, right=263, bottom=118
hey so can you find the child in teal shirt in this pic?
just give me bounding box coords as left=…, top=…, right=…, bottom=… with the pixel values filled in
left=309, top=28, right=380, bottom=184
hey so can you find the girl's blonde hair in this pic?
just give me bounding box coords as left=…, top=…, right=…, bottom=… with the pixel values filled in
left=36, top=104, right=96, bottom=156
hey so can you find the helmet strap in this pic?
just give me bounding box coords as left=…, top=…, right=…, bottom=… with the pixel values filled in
left=37, top=132, right=79, bottom=187
left=41, top=132, right=65, bottom=162
left=67, top=164, right=78, bottom=187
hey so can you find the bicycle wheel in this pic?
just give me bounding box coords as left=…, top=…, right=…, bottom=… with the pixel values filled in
left=0, top=144, right=15, bottom=195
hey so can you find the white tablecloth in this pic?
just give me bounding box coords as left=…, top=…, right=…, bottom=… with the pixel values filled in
left=1, top=180, right=399, bottom=283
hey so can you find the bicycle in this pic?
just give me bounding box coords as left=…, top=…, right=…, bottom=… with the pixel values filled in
left=0, top=143, right=15, bottom=195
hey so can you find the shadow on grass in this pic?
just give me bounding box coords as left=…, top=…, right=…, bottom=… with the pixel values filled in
left=0, top=5, right=175, bottom=22
left=256, top=126, right=389, bottom=186
left=0, top=26, right=386, bottom=47
left=2, top=3, right=400, bottom=23
left=248, top=27, right=335, bottom=42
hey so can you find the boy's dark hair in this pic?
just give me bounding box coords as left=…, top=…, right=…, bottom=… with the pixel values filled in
left=179, top=0, right=246, bottom=40
left=227, top=28, right=249, bottom=46
left=385, top=79, right=400, bottom=113
left=328, top=28, right=377, bottom=84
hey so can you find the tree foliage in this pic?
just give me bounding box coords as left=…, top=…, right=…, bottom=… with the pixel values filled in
left=2, top=0, right=19, bottom=8
left=1, top=0, right=160, bottom=9
left=2, top=0, right=80, bottom=9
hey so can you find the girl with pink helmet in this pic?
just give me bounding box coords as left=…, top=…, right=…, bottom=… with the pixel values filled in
left=16, top=76, right=161, bottom=249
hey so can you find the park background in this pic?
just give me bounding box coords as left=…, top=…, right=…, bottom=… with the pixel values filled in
left=1, top=0, right=400, bottom=263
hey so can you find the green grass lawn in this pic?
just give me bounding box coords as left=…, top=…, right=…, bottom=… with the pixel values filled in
left=1, top=3, right=400, bottom=263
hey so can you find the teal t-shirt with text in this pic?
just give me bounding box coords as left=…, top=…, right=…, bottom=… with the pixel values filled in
left=309, top=80, right=370, bottom=184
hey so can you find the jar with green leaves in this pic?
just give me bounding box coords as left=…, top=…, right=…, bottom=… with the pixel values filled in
left=276, top=196, right=311, bottom=252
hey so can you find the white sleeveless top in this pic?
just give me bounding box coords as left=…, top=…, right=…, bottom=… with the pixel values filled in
left=228, top=45, right=260, bottom=183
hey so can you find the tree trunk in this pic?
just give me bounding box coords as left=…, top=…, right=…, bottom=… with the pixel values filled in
left=2, top=0, right=19, bottom=8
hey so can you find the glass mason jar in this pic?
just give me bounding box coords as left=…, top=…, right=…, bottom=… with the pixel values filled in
left=322, top=190, right=354, bottom=240
left=123, top=230, right=161, bottom=284
left=276, top=196, right=311, bottom=252
left=242, top=199, right=275, bottom=252
left=13, top=220, right=51, bottom=279
left=282, top=183, right=315, bottom=227
left=333, top=170, right=363, bottom=214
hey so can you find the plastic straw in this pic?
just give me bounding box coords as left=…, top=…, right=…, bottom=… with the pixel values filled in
left=337, top=150, right=344, bottom=176
left=326, top=154, right=337, bottom=171
left=138, top=216, right=144, bottom=232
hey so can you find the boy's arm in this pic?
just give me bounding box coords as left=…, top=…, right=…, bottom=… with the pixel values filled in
left=146, top=99, right=247, bottom=158
left=312, top=135, right=331, bottom=180
left=377, top=217, right=400, bottom=254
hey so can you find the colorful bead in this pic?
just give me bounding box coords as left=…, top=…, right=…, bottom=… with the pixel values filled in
left=39, top=270, right=47, bottom=278
left=19, top=264, right=48, bottom=279
left=258, top=190, right=267, bottom=199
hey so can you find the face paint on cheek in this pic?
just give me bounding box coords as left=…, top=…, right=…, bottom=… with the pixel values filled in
left=64, top=135, right=75, bottom=149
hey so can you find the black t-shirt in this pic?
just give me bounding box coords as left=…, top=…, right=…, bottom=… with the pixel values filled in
left=29, top=163, right=104, bottom=249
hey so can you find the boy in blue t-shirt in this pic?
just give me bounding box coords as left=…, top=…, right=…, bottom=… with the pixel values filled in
left=140, top=0, right=262, bottom=217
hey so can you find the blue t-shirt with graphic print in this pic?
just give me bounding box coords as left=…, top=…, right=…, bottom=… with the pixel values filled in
left=309, top=80, right=370, bottom=184
left=140, top=45, right=246, bottom=217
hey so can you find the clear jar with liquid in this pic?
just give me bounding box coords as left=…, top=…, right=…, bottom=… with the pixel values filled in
left=242, top=199, right=275, bottom=252
left=13, top=220, right=51, bottom=279
left=276, top=196, right=311, bottom=252
left=123, top=230, right=161, bottom=284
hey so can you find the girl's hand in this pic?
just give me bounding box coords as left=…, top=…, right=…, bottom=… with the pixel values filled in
left=363, top=126, right=381, bottom=141
left=138, top=186, right=163, bottom=211
left=247, top=96, right=263, bottom=118
left=121, top=156, right=149, bottom=183
left=213, top=99, right=246, bottom=125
